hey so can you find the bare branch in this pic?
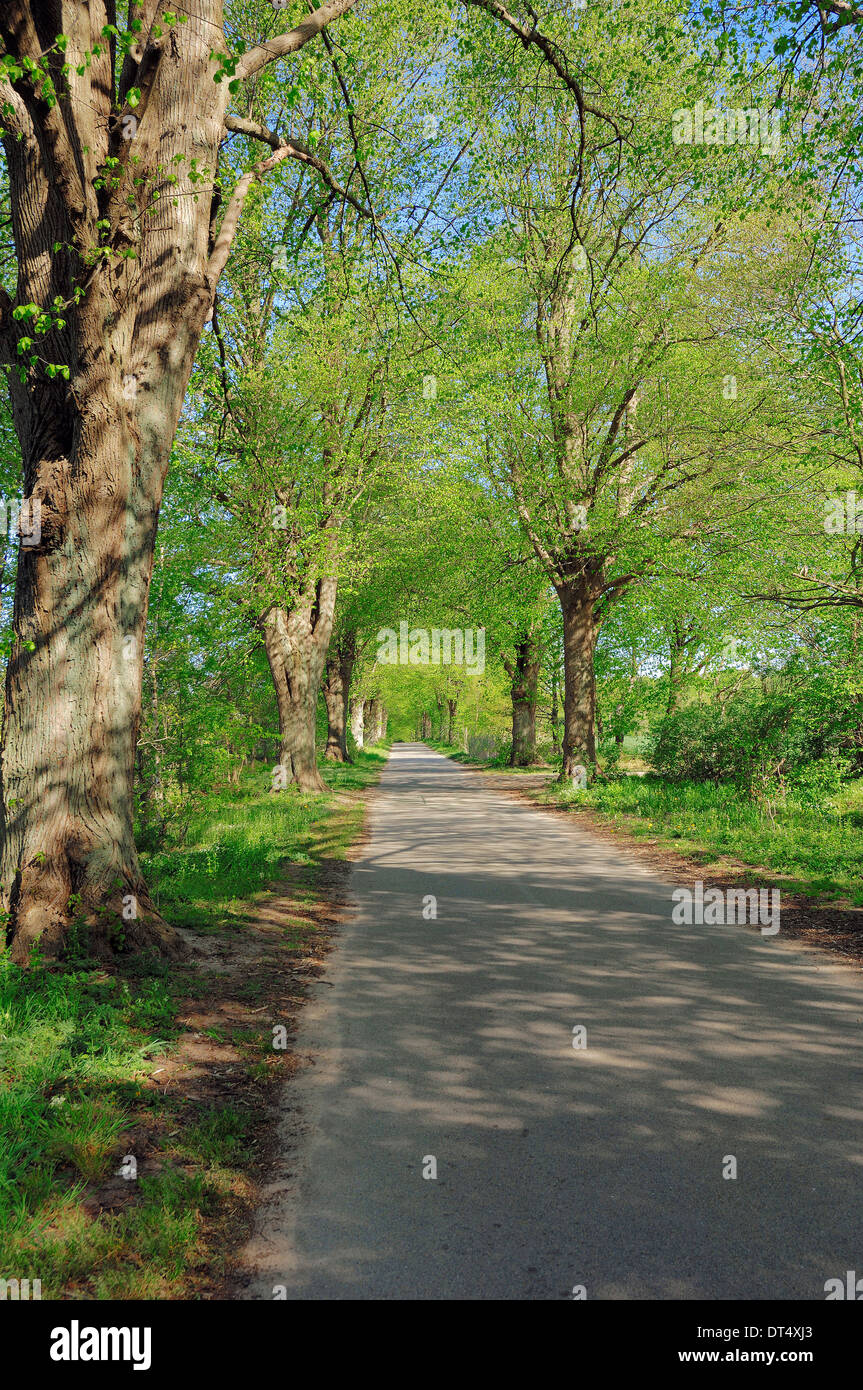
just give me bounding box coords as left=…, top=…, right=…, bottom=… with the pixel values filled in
left=460, top=0, right=619, bottom=127
left=235, top=0, right=358, bottom=82
left=224, top=113, right=283, bottom=150
left=223, top=115, right=372, bottom=219
left=208, top=147, right=294, bottom=286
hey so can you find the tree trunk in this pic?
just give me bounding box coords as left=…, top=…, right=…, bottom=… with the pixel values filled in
left=557, top=579, right=599, bottom=780
left=0, top=6, right=225, bottom=963
left=446, top=697, right=458, bottom=746
left=368, top=697, right=383, bottom=745
left=339, top=647, right=356, bottom=754
left=350, top=696, right=365, bottom=749
left=0, top=353, right=195, bottom=964
left=507, top=634, right=540, bottom=766
left=324, top=629, right=356, bottom=761
left=363, top=697, right=376, bottom=746
left=666, top=641, right=685, bottom=716
left=435, top=694, right=445, bottom=740
left=323, top=658, right=348, bottom=761
left=261, top=577, right=337, bottom=794
left=0, top=4, right=357, bottom=963
left=550, top=662, right=561, bottom=757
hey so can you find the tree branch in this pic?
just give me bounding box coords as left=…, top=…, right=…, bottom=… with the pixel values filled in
left=235, top=0, right=358, bottom=82
left=460, top=0, right=619, bottom=128
left=223, top=115, right=372, bottom=218
left=208, top=147, right=294, bottom=286
left=0, top=3, right=90, bottom=229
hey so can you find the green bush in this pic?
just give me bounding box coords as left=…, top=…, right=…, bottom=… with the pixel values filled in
left=651, top=668, right=862, bottom=796
left=652, top=696, right=787, bottom=790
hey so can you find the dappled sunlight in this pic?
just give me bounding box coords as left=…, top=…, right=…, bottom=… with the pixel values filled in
left=241, top=746, right=863, bottom=1300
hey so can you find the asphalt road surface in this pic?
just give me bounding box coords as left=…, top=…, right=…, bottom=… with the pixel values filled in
left=240, top=743, right=863, bottom=1300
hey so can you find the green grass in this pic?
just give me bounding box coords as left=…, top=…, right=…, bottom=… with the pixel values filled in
left=539, top=774, right=863, bottom=905
left=0, top=747, right=388, bottom=1299
left=142, top=748, right=389, bottom=932
left=0, top=956, right=211, bottom=1297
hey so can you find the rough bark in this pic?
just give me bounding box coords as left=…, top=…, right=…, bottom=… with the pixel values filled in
left=261, top=577, right=336, bottom=794
left=0, top=0, right=356, bottom=962
left=505, top=633, right=540, bottom=766
left=350, top=696, right=365, bottom=749
left=557, top=578, right=600, bottom=779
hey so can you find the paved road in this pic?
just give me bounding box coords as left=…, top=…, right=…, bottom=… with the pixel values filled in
left=240, top=744, right=863, bottom=1300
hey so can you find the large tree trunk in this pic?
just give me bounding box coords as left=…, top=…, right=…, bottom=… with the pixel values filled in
left=0, top=9, right=227, bottom=962
left=557, top=579, right=600, bottom=780
left=0, top=300, right=201, bottom=965
left=350, top=697, right=365, bottom=749
left=261, top=578, right=337, bottom=794
left=0, top=4, right=356, bottom=962
left=507, top=633, right=540, bottom=766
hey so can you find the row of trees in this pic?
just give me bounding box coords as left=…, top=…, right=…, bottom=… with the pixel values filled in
left=1, top=0, right=862, bottom=960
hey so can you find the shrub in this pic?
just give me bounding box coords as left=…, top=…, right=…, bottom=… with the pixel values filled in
left=651, top=667, right=861, bottom=797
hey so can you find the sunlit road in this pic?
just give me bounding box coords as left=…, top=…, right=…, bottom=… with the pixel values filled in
left=238, top=743, right=863, bottom=1300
